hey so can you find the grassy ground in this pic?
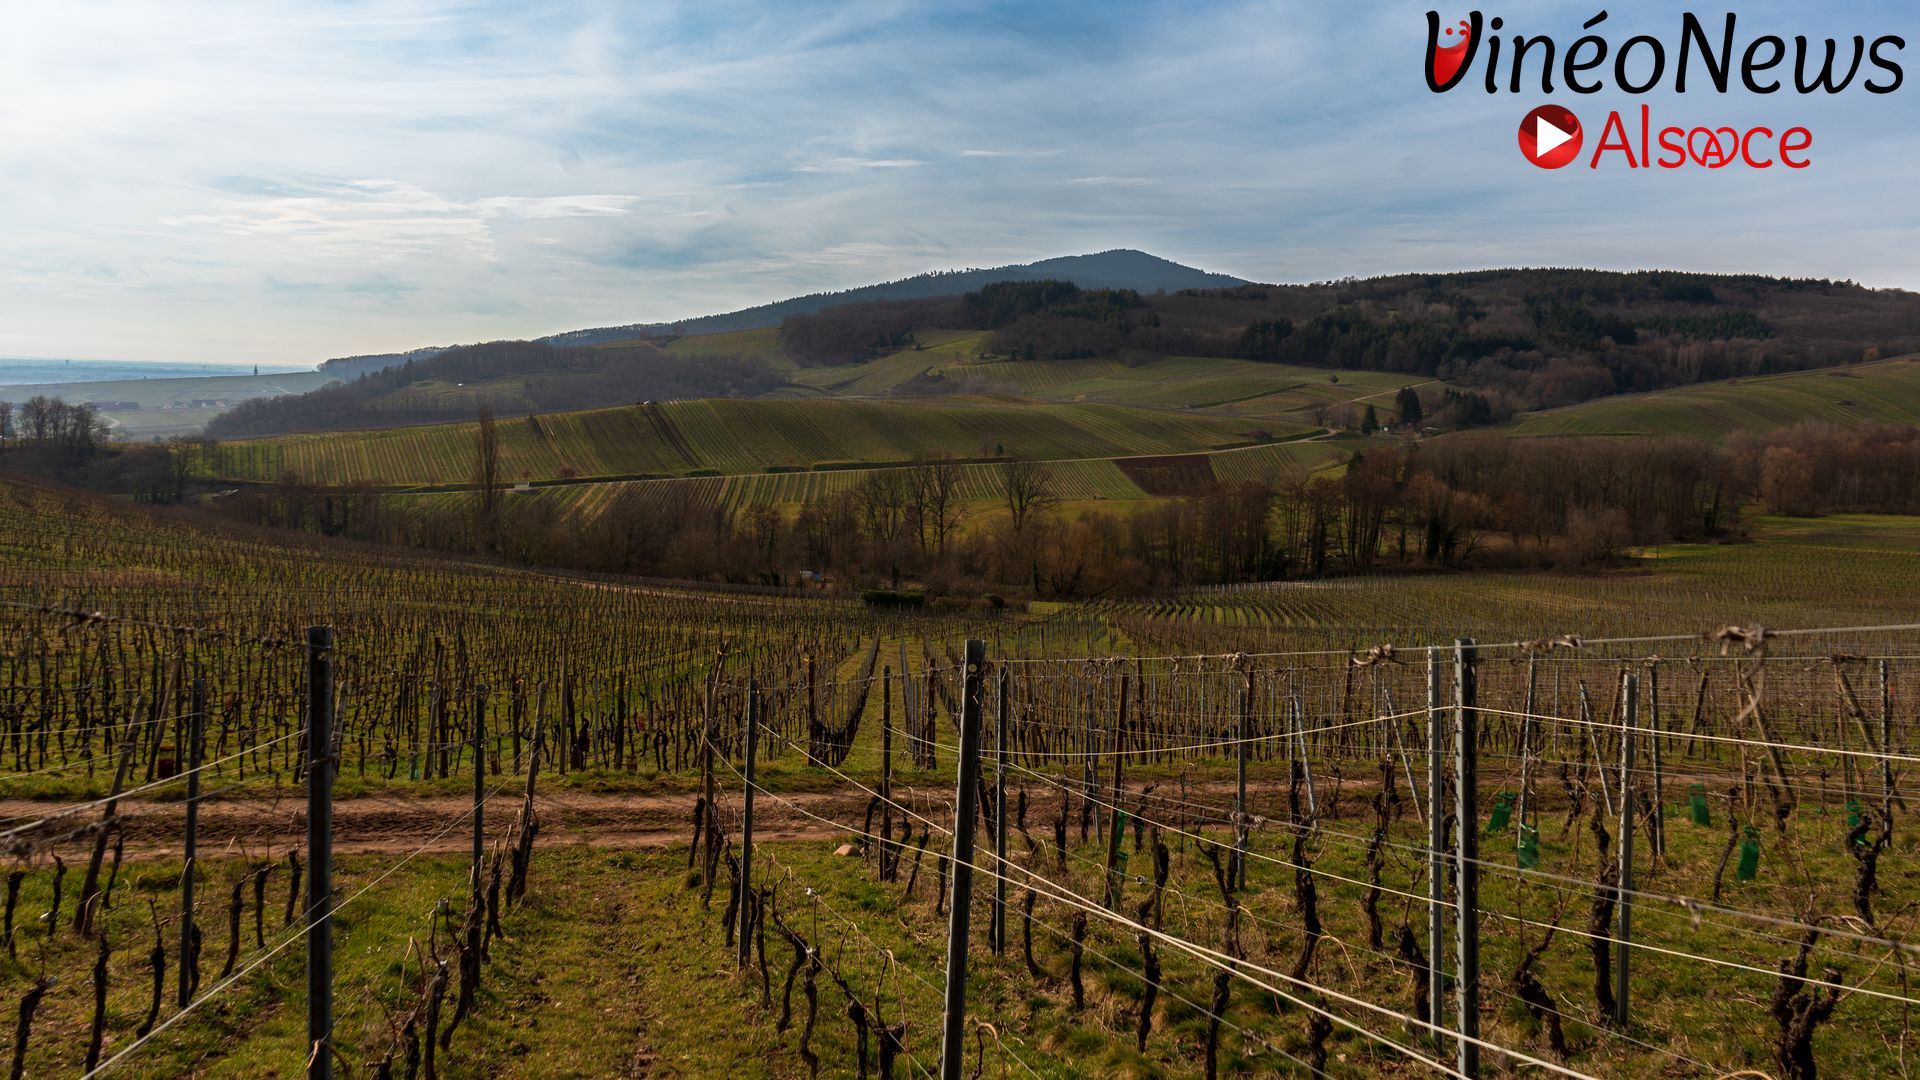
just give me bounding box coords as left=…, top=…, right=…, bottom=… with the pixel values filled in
left=1105, top=514, right=1920, bottom=650
left=6, top=783, right=1906, bottom=1078
left=1, top=848, right=661, bottom=1078
left=4, top=482, right=1919, bottom=1076
left=660, top=327, right=798, bottom=373
left=1507, top=355, right=1920, bottom=438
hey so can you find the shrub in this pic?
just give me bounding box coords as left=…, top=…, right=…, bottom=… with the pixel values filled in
left=861, top=589, right=926, bottom=609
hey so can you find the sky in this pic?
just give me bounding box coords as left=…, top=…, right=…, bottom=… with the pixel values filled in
left=3, top=0, right=1917, bottom=364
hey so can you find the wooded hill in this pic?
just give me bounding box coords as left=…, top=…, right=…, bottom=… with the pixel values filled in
left=778, top=269, right=1920, bottom=416
left=208, top=266, right=1920, bottom=439
left=540, top=248, right=1246, bottom=346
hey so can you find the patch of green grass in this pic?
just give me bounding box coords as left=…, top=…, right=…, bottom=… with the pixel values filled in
left=1507, top=355, right=1920, bottom=438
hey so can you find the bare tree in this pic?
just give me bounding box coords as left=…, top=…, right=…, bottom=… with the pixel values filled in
left=909, top=457, right=966, bottom=556
left=20, top=396, right=52, bottom=443
left=999, top=458, right=1058, bottom=536
left=165, top=436, right=196, bottom=502
left=853, top=470, right=909, bottom=546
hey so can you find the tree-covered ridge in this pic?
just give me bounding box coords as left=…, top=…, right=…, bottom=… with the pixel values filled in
left=777, top=267, right=1920, bottom=415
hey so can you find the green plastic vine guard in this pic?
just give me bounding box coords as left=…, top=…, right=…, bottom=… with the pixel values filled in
left=1517, top=822, right=1540, bottom=869
left=1847, top=800, right=1870, bottom=846
left=1689, top=783, right=1710, bottom=826
left=1737, top=826, right=1762, bottom=881
left=1487, top=792, right=1512, bottom=834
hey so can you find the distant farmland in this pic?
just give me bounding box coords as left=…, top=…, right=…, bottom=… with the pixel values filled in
left=397, top=438, right=1351, bottom=522
left=211, top=398, right=1277, bottom=488
left=1508, top=354, right=1920, bottom=438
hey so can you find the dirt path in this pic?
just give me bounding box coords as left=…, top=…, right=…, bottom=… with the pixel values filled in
left=0, top=788, right=874, bottom=860
left=2, top=767, right=1656, bottom=863
left=0, top=775, right=1291, bottom=861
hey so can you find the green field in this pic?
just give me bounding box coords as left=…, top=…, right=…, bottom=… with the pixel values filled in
left=1101, top=513, right=1920, bottom=652
left=786, top=331, right=992, bottom=396
left=1508, top=354, right=1920, bottom=438
left=658, top=326, right=798, bottom=371
left=785, top=343, right=1416, bottom=429
left=212, top=398, right=1278, bottom=487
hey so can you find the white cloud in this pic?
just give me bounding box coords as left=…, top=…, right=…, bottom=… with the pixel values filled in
left=0, top=0, right=1914, bottom=363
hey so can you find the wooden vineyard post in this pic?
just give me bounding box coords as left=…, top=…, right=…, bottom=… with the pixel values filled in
left=1103, top=674, right=1129, bottom=910
left=1426, top=648, right=1446, bottom=1034
left=1883, top=660, right=1895, bottom=807
left=306, top=626, right=335, bottom=1080
left=738, top=678, right=759, bottom=969
left=1083, top=673, right=1097, bottom=845
left=1646, top=662, right=1664, bottom=858
left=701, top=665, right=718, bottom=908
left=1515, top=656, right=1537, bottom=864
left=179, top=675, right=205, bottom=1007
left=472, top=686, right=486, bottom=897
left=882, top=669, right=894, bottom=882
left=928, top=663, right=941, bottom=772
left=940, top=640, right=986, bottom=1080
left=1454, top=639, right=1479, bottom=1080
left=1616, top=672, right=1638, bottom=1029
left=1237, top=667, right=1251, bottom=891
left=993, top=667, right=1009, bottom=954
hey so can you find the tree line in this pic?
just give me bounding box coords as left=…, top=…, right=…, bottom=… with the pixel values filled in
left=211, top=417, right=1920, bottom=599
left=0, top=396, right=109, bottom=455
left=0, top=394, right=221, bottom=504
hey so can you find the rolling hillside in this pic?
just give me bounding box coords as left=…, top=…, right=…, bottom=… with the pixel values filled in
left=211, top=398, right=1280, bottom=488
left=1508, top=354, right=1920, bottom=438
left=394, top=437, right=1353, bottom=523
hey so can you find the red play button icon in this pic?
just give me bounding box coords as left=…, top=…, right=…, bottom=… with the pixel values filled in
left=1518, top=105, right=1582, bottom=169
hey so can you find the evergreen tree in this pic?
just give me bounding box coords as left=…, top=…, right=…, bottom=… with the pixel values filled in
left=1395, top=386, right=1423, bottom=426
left=1360, top=404, right=1379, bottom=435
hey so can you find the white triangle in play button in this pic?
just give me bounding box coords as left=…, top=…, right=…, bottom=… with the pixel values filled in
left=1535, top=114, right=1573, bottom=155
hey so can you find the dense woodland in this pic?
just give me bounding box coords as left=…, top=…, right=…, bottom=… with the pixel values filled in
left=210, top=421, right=1920, bottom=598
left=782, top=271, right=1920, bottom=414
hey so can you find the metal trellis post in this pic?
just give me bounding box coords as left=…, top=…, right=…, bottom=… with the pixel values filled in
left=1427, top=648, right=1447, bottom=1035
left=1454, top=639, right=1479, bottom=1080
